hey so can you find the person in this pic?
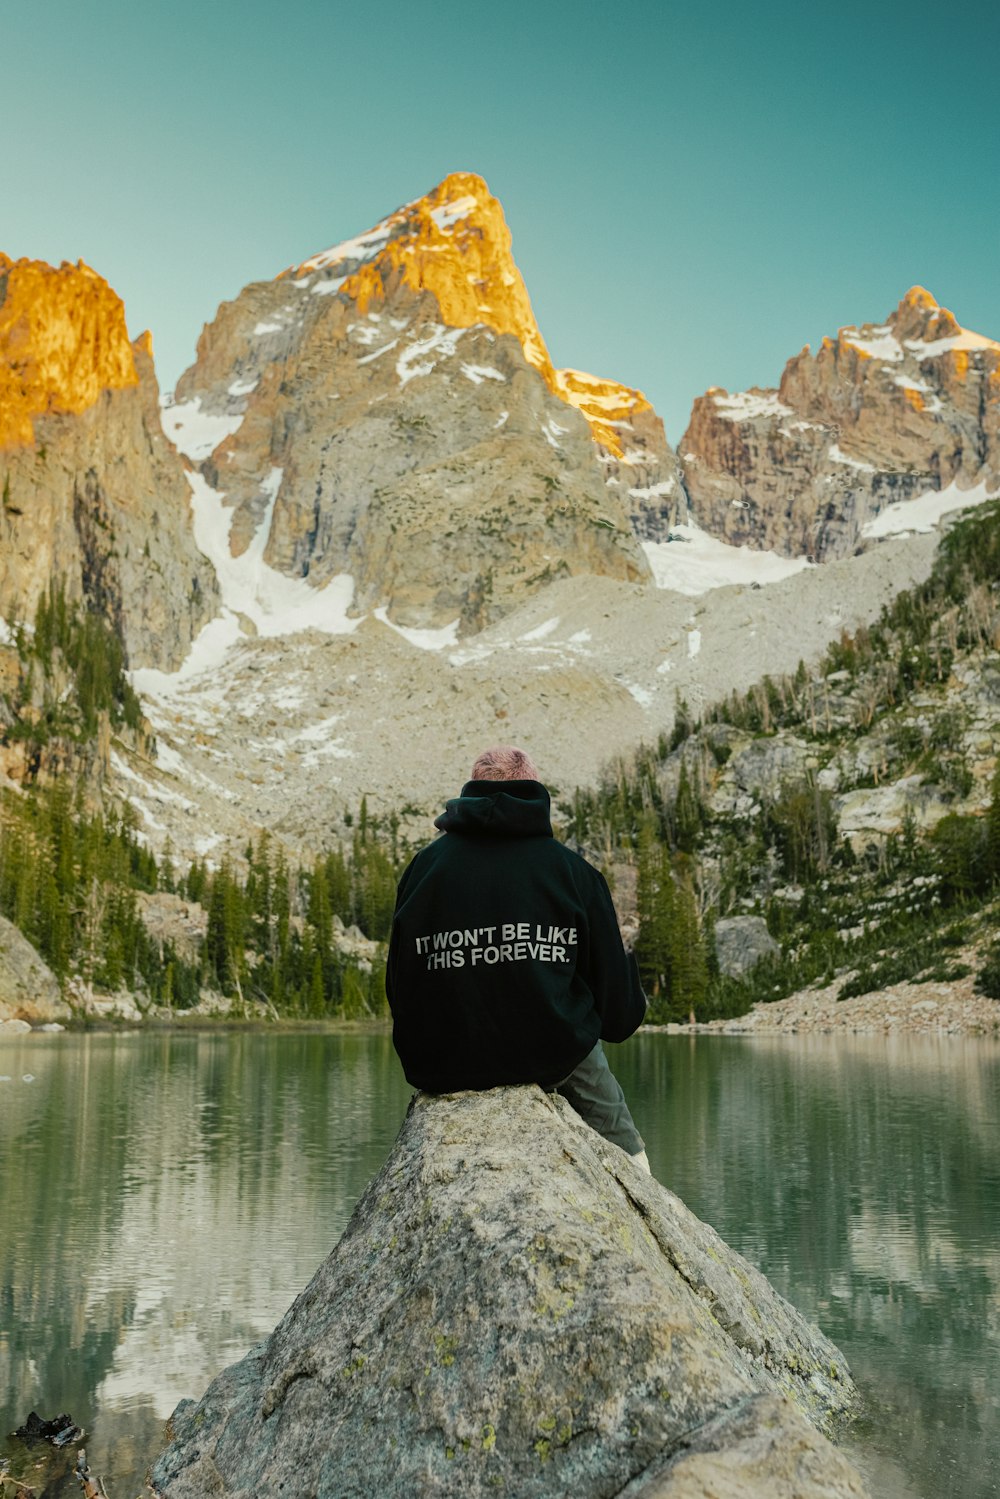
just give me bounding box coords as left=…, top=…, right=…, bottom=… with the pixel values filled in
left=386, top=745, right=650, bottom=1171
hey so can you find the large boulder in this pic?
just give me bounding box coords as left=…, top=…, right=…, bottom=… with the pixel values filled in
left=0, top=914, right=69, bottom=1025
left=152, top=1088, right=868, bottom=1499
left=714, top=915, right=781, bottom=978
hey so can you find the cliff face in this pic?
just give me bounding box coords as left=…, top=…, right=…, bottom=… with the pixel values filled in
left=681, top=288, right=1000, bottom=558
left=0, top=252, right=138, bottom=447
left=167, top=173, right=684, bottom=632
left=0, top=256, right=218, bottom=668
left=152, top=1088, right=867, bottom=1499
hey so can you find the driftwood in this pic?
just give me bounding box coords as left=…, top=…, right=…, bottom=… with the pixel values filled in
left=74, top=1450, right=110, bottom=1499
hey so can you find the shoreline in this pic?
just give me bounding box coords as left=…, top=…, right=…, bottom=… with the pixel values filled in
left=0, top=1014, right=394, bottom=1038
left=5, top=966, right=999, bottom=1041
left=644, top=965, right=1000, bottom=1038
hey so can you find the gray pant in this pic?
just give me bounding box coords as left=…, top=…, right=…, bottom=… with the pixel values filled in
left=556, top=1041, right=645, bottom=1156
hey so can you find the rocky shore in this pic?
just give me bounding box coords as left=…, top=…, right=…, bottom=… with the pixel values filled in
left=651, top=964, right=1000, bottom=1038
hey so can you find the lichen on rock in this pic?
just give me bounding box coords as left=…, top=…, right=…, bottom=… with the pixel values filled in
left=151, top=1087, right=868, bottom=1498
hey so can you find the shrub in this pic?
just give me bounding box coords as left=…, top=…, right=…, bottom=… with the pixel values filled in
left=976, top=942, right=1000, bottom=1001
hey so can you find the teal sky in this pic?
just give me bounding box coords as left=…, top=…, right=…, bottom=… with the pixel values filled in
left=3, top=0, right=997, bottom=440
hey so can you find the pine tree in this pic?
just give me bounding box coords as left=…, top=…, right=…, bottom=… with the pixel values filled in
left=986, top=761, right=1000, bottom=883
left=635, top=818, right=675, bottom=1005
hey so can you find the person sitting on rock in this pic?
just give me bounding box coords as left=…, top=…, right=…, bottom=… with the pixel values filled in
left=386, top=744, right=650, bottom=1172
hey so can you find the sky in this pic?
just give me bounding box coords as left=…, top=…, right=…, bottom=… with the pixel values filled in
left=3, top=0, right=998, bottom=440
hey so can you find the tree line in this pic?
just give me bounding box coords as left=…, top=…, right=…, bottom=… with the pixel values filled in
left=0, top=782, right=401, bottom=1017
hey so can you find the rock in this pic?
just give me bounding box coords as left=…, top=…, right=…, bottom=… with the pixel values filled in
left=617, top=1392, right=869, bottom=1497
left=834, top=775, right=953, bottom=849
left=715, top=916, right=781, bottom=978
left=167, top=172, right=685, bottom=634
left=681, top=287, right=1000, bottom=560
left=152, top=1088, right=866, bottom=1499
left=0, top=915, right=70, bottom=1025
left=0, top=254, right=220, bottom=669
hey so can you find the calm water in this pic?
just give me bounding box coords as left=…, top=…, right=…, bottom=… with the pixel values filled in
left=1, top=1029, right=998, bottom=1498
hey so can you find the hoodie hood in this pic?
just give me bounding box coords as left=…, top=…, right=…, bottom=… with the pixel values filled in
left=434, top=779, right=553, bottom=839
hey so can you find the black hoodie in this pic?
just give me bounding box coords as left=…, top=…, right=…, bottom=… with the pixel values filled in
left=386, top=780, right=646, bottom=1092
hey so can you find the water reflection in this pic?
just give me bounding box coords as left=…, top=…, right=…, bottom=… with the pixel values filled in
left=609, top=1032, right=1000, bottom=1499
left=2, top=1030, right=998, bottom=1498
left=0, top=1030, right=413, bottom=1495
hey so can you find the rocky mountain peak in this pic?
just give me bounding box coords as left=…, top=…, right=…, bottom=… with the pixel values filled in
left=281, top=172, right=653, bottom=457
left=888, top=285, right=991, bottom=353
left=0, top=253, right=139, bottom=449
left=163, top=171, right=688, bottom=637
left=283, top=171, right=552, bottom=372
left=682, top=289, right=999, bottom=559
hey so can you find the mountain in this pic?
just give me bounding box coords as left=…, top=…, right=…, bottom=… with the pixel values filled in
left=163, top=172, right=683, bottom=633
left=681, top=287, right=1000, bottom=558
left=0, top=254, right=219, bottom=668
left=2, top=176, right=998, bottom=877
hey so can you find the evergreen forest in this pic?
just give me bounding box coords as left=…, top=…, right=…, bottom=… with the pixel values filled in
left=4, top=502, right=1000, bottom=1028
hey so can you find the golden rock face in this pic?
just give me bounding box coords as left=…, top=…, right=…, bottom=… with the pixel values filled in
left=0, top=253, right=138, bottom=449
left=286, top=172, right=649, bottom=457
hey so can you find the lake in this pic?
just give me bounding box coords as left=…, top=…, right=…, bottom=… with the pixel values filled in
left=1, top=1028, right=998, bottom=1497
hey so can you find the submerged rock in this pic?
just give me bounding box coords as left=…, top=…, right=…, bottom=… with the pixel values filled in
left=152, top=1088, right=868, bottom=1499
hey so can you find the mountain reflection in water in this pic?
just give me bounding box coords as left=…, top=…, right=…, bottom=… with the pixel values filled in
left=1, top=1029, right=998, bottom=1499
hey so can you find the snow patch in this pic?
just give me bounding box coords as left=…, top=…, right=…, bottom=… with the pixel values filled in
left=460, top=363, right=506, bottom=384
left=349, top=320, right=383, bottom=347
left=357, top=340, right=399, bottom=365
left=861, top=479, right=998, bottom=539
left=154, top=741, right=188, bottom=777
left=228, top=377, right=258, bottom=397
left=828, top=443, right=877, bottom=474
left=294, top=714, right=343, bottom=744
left=905, top=328, right=1000, bottom=359
left=298, top=220, right=395, bottom=274
left=397, top=325, right=465, bottom=385
left=132, top=471, right=359, bottom=696
left=520, top=617, right=560, bottom=642
left=494, top=411, right=509, bottom=429
left=159, top=398, right=245, bottom=461
left=430, top=195, right=479, bottom=231
left=642, top=524, right=812, bottom=596
left=687, top=629, right=702, bottom=659
left=541, top=418, right=568, bottom=449
left=253, top=320, right=284, bottom=335
left=843, top=326, right=904, bottom=362
left=373, top=608, right=460, bottom=651
left=311, top=277, right=346, bottom=296
left=629, top=479, right=676, bottom=500
left=711, top=390, right=793, bottom=423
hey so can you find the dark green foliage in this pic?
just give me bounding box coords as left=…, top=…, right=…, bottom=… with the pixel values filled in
left=634, top=820, right=710, bottom=1022
left=0, top=782, right=184, bottom=998
left=0, top=781, right=403, bottom=1020
left=975, top=941, right=1000, bottom=1001
left=2, top=580, right=144, bottom=757
left=567, top=501, right=1000, bottom=1021
left=763, top=777, right=836, bottom=884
